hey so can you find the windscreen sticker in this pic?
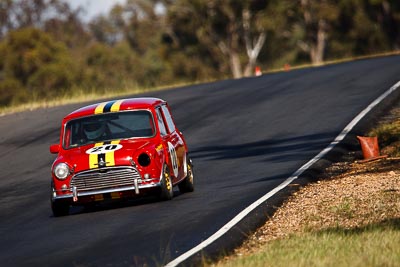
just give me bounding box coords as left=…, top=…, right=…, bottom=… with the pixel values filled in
left=86, top=144, right=123, bottom=155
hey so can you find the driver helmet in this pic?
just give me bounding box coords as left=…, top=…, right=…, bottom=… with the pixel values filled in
left=83, top=121, right=105, bottom=140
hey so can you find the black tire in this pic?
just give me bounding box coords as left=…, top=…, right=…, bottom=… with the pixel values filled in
left=50, top=181, right=70, bottom=217
left=51, top=200, right=70, bottom=217
left=159, top=164, right=173, bottom=200
left=178, top=157, right=194, bottom=193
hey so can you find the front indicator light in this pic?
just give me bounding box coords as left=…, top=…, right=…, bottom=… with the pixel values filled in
left=54, top=163, right=70, bottom=180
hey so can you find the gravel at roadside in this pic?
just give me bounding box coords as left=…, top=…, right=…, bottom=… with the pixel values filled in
left=220, top=157, right=400, bottom=259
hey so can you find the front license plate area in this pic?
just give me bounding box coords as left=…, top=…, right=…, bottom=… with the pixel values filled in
left=94, top=192, right=121, bottom=202
left=94, top=194, right=104, bottom=201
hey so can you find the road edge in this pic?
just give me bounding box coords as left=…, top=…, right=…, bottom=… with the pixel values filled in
left=164, top=80, right=400, bottom=267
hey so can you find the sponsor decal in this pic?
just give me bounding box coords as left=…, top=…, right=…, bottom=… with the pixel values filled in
left=156, top=144, right=163, bottom=152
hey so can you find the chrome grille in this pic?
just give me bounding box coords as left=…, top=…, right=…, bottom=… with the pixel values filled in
left=71, top=167, right=141, bottom=192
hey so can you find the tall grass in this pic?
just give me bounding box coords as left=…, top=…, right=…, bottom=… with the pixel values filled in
left=213, top=111, right=400, bottom=267
left=0, top=81, right=193, bottom=116
left=368, top=112, right=400, bottom=156
left=215, top=220, right=400, bottom=267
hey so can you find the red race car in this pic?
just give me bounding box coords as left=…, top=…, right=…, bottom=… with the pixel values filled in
left=49, top=98, right=194, bottom=216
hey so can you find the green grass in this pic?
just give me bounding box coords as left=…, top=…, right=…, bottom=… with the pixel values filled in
left=212, top=112, right=400, bottom=266
left=0, top=81, right=195, bottom=116
left=369, top=122, right=400, bottom=146
left=216, top=219, right=400, bottom=267
left=368, top=113, right=400, bottom=157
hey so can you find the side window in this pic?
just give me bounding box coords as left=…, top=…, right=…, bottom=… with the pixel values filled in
left=161, top=105, right=176, bottom=133
left=156, top=108, right=167, bottom=136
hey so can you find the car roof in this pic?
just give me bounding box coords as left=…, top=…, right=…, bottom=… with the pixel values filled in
left=64, top=97, right=165, bottom=121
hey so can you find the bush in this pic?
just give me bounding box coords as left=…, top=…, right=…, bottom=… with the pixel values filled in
left=27, top=62, right=75, bottom=98
left=369, top=121, right=400, bottom=147
left=0, top=78, right=27, bottom=106
left=0, top=27, right=77, bottom=104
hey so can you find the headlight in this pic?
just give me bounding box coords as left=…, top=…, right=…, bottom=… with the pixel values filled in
left=54, top=163, right=70, bottom=180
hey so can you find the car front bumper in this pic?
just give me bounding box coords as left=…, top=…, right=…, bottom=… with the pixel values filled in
left=52, top=166, right=162, bottom=202
left=52, top=181, right=161, bottom=202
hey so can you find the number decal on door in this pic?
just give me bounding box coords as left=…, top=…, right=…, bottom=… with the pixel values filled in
left=168, top=142, right=179, bottom=177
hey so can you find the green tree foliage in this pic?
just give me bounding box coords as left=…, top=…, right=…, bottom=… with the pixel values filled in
left=0, top=27, right=77, bottom=104
left=0, top=0, right=14, bottom=39
left=83, top=41, right=139, bottom=89
left=163, top=0, right=270, bottom=78
left=0, top=78, right=24, bottom=106
left=88, top=1, right=173, bottom=86
left=89, top=6, right=124, bottom=46
left=0, top=0, right=400, bottom=108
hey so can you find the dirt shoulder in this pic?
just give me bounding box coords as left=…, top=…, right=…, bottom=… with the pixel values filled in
left=232, top=157, right=400, bottom=258
left=217, top=106, right=400, bottom=263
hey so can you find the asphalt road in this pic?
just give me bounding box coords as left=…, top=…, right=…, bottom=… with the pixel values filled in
left=0, top=56, right=399, bottom=267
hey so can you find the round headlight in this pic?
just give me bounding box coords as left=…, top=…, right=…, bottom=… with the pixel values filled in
left=54, top=163, right=70, bottom=180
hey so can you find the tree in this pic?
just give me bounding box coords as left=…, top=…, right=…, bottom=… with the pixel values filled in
left=89, top=4, right=125, bottom=46
left=0, top=0, right=87, bottom=42
left=165, top=0, right=269, bottom=78
left=83, top=41, right=138, bottom=88
left=0, top=27, right=77, bottom=101
left=87, top=0, right=172, bottom=86
left=44, top=7, right=90, bottom=49
left=284, top=0, right=340, bottom=65
left=367, top=0, right=400, bottom=49
left=2, top=0, right=400, bottom=108
left=0, top=0, right=14, bottom=39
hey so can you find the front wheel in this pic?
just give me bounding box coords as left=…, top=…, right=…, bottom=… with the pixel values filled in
left=51, top=200, right=70, bottom=217
left=178, top=157, right=194, bottom=193
left=50, top=182, right=70, bottom=217
left=159, top=164, right=174, bottom=200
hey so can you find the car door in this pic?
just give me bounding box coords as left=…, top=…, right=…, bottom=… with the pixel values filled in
left=157, top=105, right=185, bottom=182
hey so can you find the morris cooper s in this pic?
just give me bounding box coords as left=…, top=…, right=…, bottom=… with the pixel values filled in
left=49, top=98, right=194, bottom=216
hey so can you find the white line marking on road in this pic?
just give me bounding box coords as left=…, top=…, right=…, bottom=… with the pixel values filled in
left=165, top=81, right=400, bottom=267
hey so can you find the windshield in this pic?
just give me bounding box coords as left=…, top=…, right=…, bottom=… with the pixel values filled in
left=63, top=110, right=155, bottom=149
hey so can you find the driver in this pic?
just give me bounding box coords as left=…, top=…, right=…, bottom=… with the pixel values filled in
left=83, top=121, right=106, bottom=141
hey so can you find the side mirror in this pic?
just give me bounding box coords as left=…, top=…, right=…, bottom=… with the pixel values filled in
left=50, top=144, right=60, bottom=154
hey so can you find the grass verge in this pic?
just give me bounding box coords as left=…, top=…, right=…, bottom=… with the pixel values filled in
left=217, top=219, right=400, bottom=267
left=0, top=81, right=200, bottom=116
left=212, top=105, right=400, bottom=267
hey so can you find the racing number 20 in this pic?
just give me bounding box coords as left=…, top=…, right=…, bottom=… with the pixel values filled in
left=86, top=144, right=123, bottom=155
left=93, top=145, right=117, bottom=153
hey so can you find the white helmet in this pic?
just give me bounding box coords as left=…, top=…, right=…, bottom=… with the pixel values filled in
left=83, top=121, right=105, bottom=140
